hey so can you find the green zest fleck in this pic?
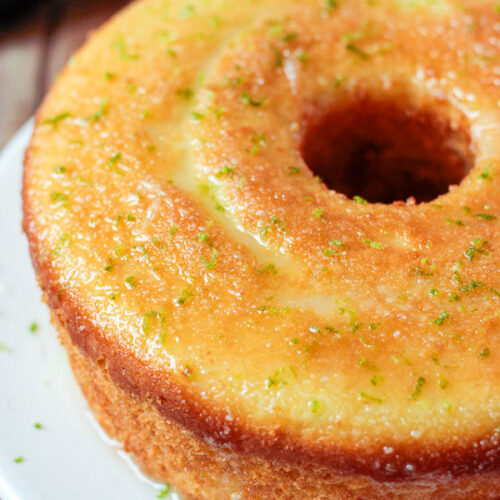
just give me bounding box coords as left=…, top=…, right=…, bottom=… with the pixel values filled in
left=281, top=33, right=298, bottom=42
left=157, top=483, right=171, bottom=498
left=452, top=263, right=462, bottom=283
left=125, top=276, right=136, bottom=289
left=191, top=111, right=205, bottom=121
left=116, top=213, right=126, bottom=224
left=313, top=208, right=326, bottom=220
left=479, top=165, right=491, bottom=181
left=439, top=374, right=449, bottom=390
left=322, top=240, right=347, bottom=257
left=34, top=422, right=43, bottom=429
left=474, top=213, right=497, bottom=221
left=359, top=357, right=377, bottom=370
left=460, top=280, right=483, bottom=292
left=104, top=258, right=114, bottom=272
left=257, top=263, right=277, bottom=275
left=50, top=192, right=68, bottom=206
left=465, top=238, right=489, bottom=261
left=448, top=292, right=459, bottom=302
left=13, top=456, right=24, bottom=464
left=107, top=153, right=124, bottom=176
left=177, top=287, right=193, bottom=305
left=330, top=239, right=346, bottom=247
left=410, top=376, right=426, bottom=400
left=29, top=322, right=38, bottom=333
left=241, top=91, right=266, bottom=107
left=178, top=4, right=195, bottom=18
left=308, top=399, right=320, bottom=413
left=54, top=165, right=67, bottom=174
left=270, top=215, right=285, bottom=232
left=0, top=341, right=11, bottom=352
left=333, top=75, right=345, bottom=88
left=85, top=97, right=109, bottom=123
left=265, top=367, right=291, bottom=389
left=142, top=311, right=165, bottom=335
left=228, top=76, right=244, bottom=87
left=56, top=283, right=71, bottom=301
left=249, top=132, right=266, bottom=155
left=108, top=152, right=122, bottom=166
left=271, top=46, right=283, bottom=67
left=198, top=232, right=211, bottom=245
left=351, top=321, right=362, bottom=333
left=478, top=347, right=490, bottom=359
left=213, top=106, right=225, bottom=118
left=446, top=218, right=464, bottom=227
left=433, top=310, right=449, bottom=326
left=353, top=195, right=367, bottom=204
left=442, top=401, right=453, bottom=414
left=324, top=0, right=339, bottom=13
left=201, top=248, right=217, bottom=270
left=359, top=391, right=383, bottom=403
left=104, top=71, right=116, bottom=80
left=169, top=225, right=178, bottom=236
left=41, top=112, right=72, bottom=128
left=209, top=16, right=220, bottom=27
left=52, top=233, right=71, bottom=257
left=257, top=305, right=290, bottom=314
left=77, top=177, right=93, bottom=187
left=198, top=232, right=217, bottom=269
left=298, top=50, right=308, bottom=63
left=269, top=22, right=283, bottom=36
left=215, top=165, right=235, bottom=178
left=345, top=43, right=370, bottom=60
left=259, top=226, right=269, bottom=239
left=176, top=87, right=194, bottom=100
left=114, top=40, right=139, bottom=61
left=363, top=238, right=383, bottom=250
left=287, top=166, right=301, bottom=175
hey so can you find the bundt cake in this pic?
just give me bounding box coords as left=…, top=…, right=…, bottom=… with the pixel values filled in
left=23, top=0, right=500, bottom=497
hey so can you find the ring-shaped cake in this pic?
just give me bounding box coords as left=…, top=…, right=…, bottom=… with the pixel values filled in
left=23, top=0, right=500, bottom=498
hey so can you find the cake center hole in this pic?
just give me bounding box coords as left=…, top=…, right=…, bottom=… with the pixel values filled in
left=301, top=98, right=474, bottom=204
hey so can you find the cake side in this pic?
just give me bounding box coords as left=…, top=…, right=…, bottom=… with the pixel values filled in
left=56, top=314, right=500, bottom=499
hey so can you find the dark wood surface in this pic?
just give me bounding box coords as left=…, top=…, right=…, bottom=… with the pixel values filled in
left=0, top=0, right=127, bottom=148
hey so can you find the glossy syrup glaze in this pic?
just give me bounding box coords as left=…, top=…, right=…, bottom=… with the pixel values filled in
left=24, top=0, right=500, bottom=481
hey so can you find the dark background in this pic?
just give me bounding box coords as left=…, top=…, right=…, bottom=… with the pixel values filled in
left=0, top=0, right=128, bottom=148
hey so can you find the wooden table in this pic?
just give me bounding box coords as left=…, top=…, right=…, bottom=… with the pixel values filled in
left=0, top=0, right=128, bottom=148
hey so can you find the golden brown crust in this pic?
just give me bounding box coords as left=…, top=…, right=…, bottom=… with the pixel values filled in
left=23, top=0, right=500, bottom=495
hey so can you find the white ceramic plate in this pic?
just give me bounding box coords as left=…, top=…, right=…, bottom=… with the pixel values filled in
left=0, top=121, right=177, bottom=500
